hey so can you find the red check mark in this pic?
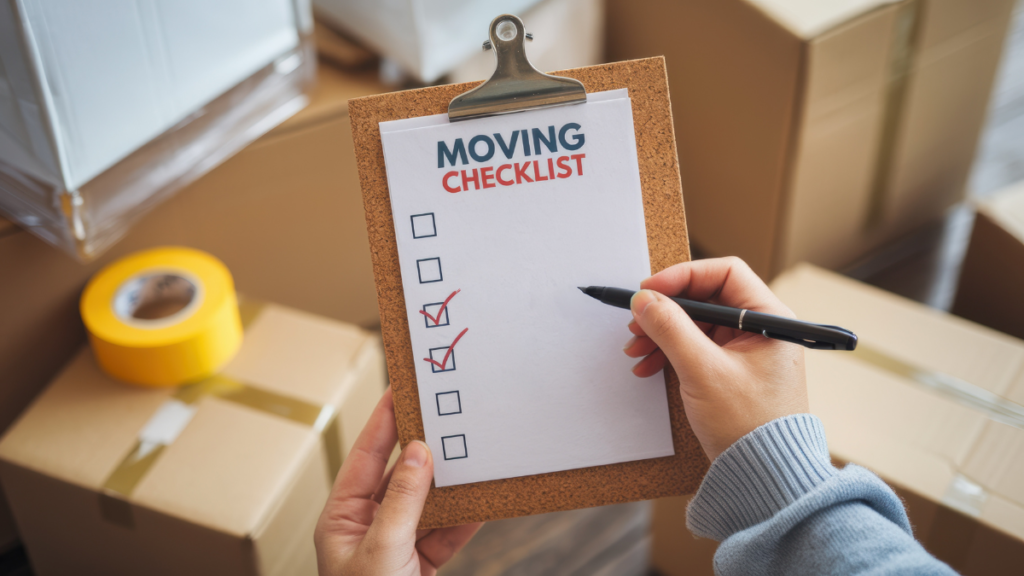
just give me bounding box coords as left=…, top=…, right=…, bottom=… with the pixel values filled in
left=423, top=327, right=468, bottom=371
left=419, top=289, right=460, bottom=326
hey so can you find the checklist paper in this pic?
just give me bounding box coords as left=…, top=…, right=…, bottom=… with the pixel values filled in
left=380, top=89, right=675, bottom=487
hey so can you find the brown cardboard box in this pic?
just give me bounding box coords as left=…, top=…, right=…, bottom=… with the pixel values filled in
left=953, top=181, right=1024, bottom=341
left=0, top=63, right=388, bottom=549
left=772, top=264, right=1024, bottom=574
left=607, top=0, right=1014, bottom=279
left=0, top=302, right=386, bottom=575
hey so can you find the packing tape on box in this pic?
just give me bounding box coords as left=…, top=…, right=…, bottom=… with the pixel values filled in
left=81, top=246, right=243, bottom=388
left=98, top=300, right=345, bottom=529
left=864, top=0, right=922, bottom=230
left=851, top=344, right=1024, bottom=518
left=853, top=345, right=1024, bottom=431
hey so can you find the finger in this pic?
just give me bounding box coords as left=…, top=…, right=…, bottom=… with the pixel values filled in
left=372, top=464, right=396, bottom=505
left=623, top=335, right=659, bottom=359
left=333, top=388, right=398, bottom=500
left=417, top=523, right=485, bottom=569
left=632, top=348, right=666, bottom=378
left=627, top=319, right=646, bottom=337
left=631, top=289, right=724, bottom=372
left=641, top=257, right=792, bottom=316
left=363, top=440, right=434, bottom=550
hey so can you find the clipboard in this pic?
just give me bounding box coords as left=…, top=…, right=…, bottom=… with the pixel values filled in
left=349, top=14, right=708, bottom=528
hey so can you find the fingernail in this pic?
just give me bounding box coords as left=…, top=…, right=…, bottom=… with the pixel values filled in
left=623, top=335, right=638, bottom=351
left=403, top=440, right=429, bottom=468
left=631, top=359, right=645, bottom=376
left=630, top=289, right=657, bottom=317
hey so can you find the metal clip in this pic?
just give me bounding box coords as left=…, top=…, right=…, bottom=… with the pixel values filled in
left=448, top=14, right=586, bottom=122
left=483, top=32, right=533, bottom=51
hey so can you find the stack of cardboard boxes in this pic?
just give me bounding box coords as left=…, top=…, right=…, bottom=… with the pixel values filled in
left=607, top=0, right=1015, bottom=279
left=0, top=62, right=389, bottom=563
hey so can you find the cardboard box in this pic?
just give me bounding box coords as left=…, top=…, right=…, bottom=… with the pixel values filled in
left=953, top=181, right=1024, bottom=341
left=0, top=302, right=386, bottom=575
left=0, top=0, right=316, bottom=258
left=607, top=0, right=1015, bottom=279
left=772, top=264, right=1024, bottom=574
left=0, top=62, right=388, bottom=549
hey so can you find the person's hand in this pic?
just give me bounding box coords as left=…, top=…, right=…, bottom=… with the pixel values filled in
left=623, top=257, right=808, bottom=461
left=315, top=389, right=482, bottom=575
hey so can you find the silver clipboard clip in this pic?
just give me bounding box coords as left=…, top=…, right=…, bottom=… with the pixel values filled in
left=448, top=14, right=586, bottom=122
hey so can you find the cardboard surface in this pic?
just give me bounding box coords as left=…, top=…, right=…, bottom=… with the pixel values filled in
left=0, top=62, right=389, bottom=549
left=350, top=57, right=707, bottom=528
left=769, top=264, right=1024, bottom=572
left=607, top=0, right=1014, bottom=278
left=953, top=181, right=1024, bottom=341
left=747, top=0, right=899, bottom=38
left=0, top=303, right=385, bottom=575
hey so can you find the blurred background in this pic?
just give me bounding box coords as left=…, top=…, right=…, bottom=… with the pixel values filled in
left=1, top=0, right=1024, bottom=574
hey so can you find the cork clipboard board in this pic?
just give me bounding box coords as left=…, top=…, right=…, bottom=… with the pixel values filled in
left=350, top=57, right=708, bottom=528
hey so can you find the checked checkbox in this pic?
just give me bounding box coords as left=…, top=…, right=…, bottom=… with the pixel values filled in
left=410, top=213, right=436, bottom=239
left=424, top=328, right=467, bottom=373
left=441, top=434, right=467, bottom=460
left=422, top=303, right=449, bottom=327
left=420, top=289, right=460, bottom=328
left=436, top=391, right=462, bottom=416
left=417, top=257, right=443, bottom=284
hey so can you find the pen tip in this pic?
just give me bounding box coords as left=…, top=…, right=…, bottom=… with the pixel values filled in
left=578, top=286, right=587, bottom=293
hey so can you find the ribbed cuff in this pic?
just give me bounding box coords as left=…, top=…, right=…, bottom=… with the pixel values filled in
left=686, top=414, right=837, bottom=541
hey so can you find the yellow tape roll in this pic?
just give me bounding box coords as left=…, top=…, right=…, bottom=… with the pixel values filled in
left=81, top=247, right=242, bottom=388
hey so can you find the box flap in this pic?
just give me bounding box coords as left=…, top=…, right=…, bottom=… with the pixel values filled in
left=132, top=397, right=318, bottom=538
left=744, top=0, right=900, bottom=39
left=222, top=304, right=372, bottom=408
left=0, top=349, right=171, bottom=490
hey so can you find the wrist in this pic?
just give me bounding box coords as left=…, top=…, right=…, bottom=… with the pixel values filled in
left=686, top=414, right=836, bottom=541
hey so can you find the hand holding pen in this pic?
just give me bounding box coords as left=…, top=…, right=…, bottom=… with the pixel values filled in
left=594, top=257, right=816, bottom=461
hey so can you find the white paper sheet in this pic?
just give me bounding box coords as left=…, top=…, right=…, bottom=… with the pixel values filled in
left=379, top=89, right=675, bottom=487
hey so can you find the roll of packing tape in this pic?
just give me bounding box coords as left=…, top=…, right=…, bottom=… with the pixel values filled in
left=82, top=247, right=243, bottom=388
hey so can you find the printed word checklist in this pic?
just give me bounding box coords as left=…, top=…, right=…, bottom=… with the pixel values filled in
left=380, top=89, right=675, bottom=487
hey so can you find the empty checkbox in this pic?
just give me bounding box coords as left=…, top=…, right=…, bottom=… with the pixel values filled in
left=428, top=346, right=456, bottom=372
left=411, top=213, right=436, bottom=239
left=416, top=257, right=443, bottom=284
left=422, top=301, right=450, bottom=328
left=436, top=391, right=461, bottom=416
left=441, top=434, right=467, bottom=460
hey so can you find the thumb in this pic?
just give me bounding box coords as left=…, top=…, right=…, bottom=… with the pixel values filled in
left=362, top=441, right=433, bottom=552
left=631, top=289, right=722, bottom=371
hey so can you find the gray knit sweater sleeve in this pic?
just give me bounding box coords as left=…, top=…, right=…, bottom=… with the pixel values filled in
left=686, top=414, right=958, bottom=575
